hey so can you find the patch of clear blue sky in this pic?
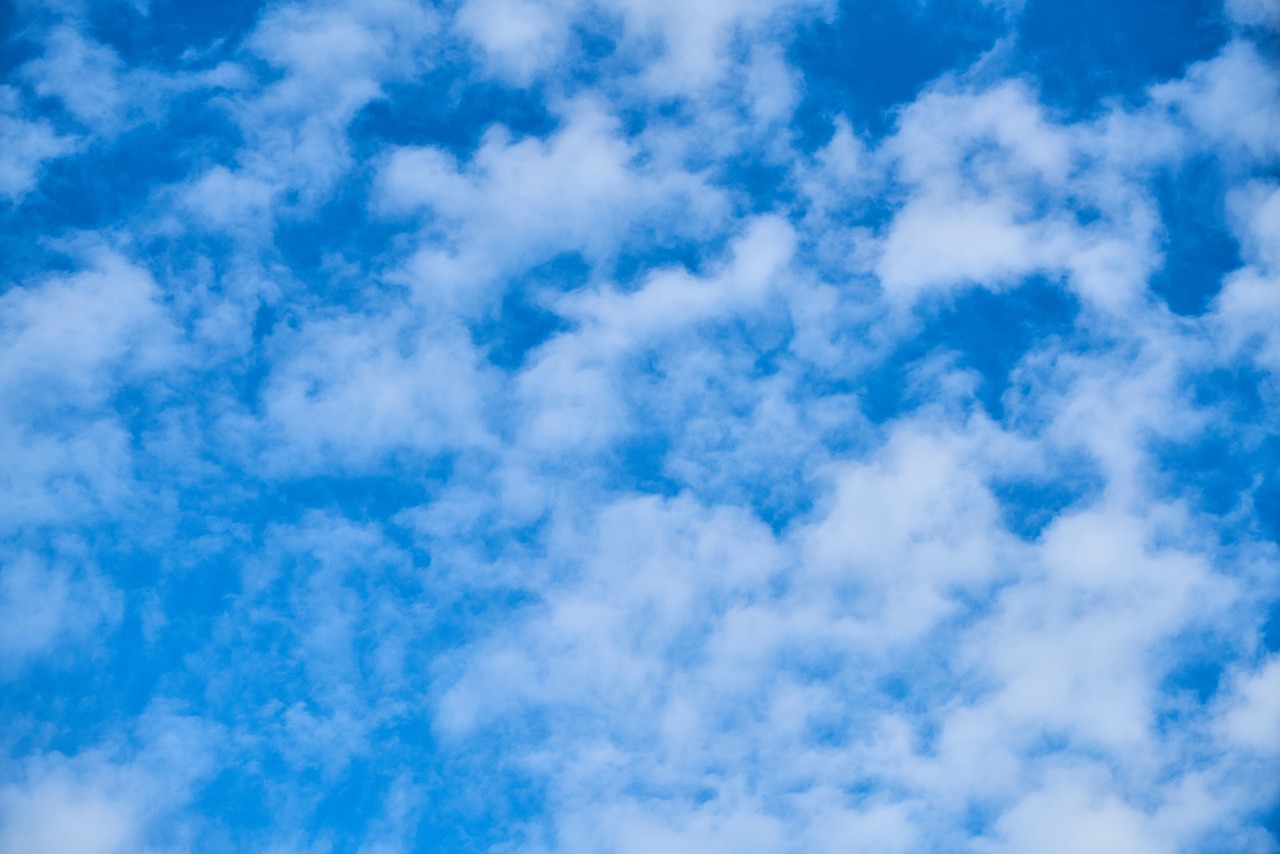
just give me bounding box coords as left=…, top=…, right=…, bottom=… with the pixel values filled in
left=791, top=0, right=1005, bottom=142
left=88, top=0, right=264, bottom=64
left=1018, top=0, right=1227, bottom=114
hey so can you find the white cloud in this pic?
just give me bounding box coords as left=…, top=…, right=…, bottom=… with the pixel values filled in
left=1153, top=40, right=1280, bottom=164
left=395, top=29, right=1280, bottom=848
left=0, top=87, right=78, bottom=203
left=0, top=551, right=121, bottom=677
left=255, top=309, right=496, bottom=470
left=455, top=0, right=573, bottom=85
left=1212, top=180, right=1280, bottom=379
left=22, top=25, right=133, bottom=133
left=0, top=248, right=178, bottom=532
left=453, top=0, right=829, bottom=96
left=601, top=0, right=829, bottom=96
left=1219, top=655, right=1280, bottom=753
left=17, top=21, right=240, bottom=141
left=514, top=215, right=792, bottom=450
left=974, top=770, right=1170, bottom=854
left=0, top=248, right=174, bottom=408
left=182, top=0, right=439, bottom=234
left=378, top=99, right=729, bottom=311
left=0, top=778, right=133, bottom=854
left=871, top=79, right=1168, bottom=311
left=0, top=712, right=220, bottom=854
left=1226, top=0, right=1280, bottom=28
left=433, top=339, right=1265, bottom=849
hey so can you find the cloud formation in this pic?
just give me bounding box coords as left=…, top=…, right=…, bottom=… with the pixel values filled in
left=0, top=0, right=1278, bottom=851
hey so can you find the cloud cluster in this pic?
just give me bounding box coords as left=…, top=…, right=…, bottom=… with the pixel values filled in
left=0, top=0, right=1277, bottom=851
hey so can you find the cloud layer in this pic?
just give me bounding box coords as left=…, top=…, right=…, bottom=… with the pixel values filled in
left=0, top=0, right=1278, bottom=851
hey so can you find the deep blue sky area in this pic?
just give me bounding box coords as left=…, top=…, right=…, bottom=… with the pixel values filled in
left=89, top=0, right=263, bottom=64
left=1019, top=0, right=1227, bottom=113
left=792, top=0, right=1004, bottom=141
left=1, top=1, right=1279, bottom=852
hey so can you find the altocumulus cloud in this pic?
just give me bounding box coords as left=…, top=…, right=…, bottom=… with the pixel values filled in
left=1, top=0, right=1279, bottom=851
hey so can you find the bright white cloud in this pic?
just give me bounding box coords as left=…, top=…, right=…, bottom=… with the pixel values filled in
left=0, top=712, right=220, bottom=854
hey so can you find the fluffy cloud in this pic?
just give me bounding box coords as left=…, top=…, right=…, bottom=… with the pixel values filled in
left=377, top=99, right=729, bottom=308
left=0, top=551, right=121, bottom=677
left=0, top=711, right=220, bottom=854
left=0, top=87, right=78, bottom=202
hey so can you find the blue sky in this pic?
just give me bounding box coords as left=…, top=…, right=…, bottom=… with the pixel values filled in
left=1, top=0, right=1279, bottom=851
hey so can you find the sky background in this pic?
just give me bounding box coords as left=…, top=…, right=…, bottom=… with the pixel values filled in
left=2, top=0, right=1279, bottom=851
